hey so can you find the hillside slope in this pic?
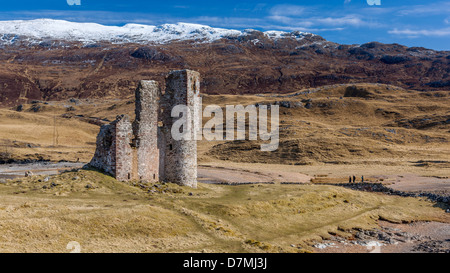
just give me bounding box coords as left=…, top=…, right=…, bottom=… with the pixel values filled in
left=1, top=83, right=448, bottom=175
left=0, top=19, right=449, bottom=106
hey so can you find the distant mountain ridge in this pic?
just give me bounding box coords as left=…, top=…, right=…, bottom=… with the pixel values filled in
left=0, top=19, right=448, bottom=106
left=0, top=19, right=312, bottom=45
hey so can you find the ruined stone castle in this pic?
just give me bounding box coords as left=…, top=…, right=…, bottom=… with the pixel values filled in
left=89, top=70, right=200, bottom=188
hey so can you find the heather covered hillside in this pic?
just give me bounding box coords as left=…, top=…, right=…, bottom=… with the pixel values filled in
left=0, top=19, right=449, bottom=106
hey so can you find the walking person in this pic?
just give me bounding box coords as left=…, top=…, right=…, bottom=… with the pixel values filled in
left=352, top=175, right=356, bottom=183
left=349, top=176, right=352, bottom=183
left=361, top=176, right=364, bottom=183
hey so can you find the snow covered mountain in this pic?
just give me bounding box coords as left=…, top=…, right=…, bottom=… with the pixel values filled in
left=0, top=19, right=311, bottom=45
left=0, top=19, right=447, bottom=107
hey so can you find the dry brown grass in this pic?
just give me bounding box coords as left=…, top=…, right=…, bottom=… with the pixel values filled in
left=0, top=83, right=449, bottom=252
left=0, top=106, right=98, bottom=162
left=1, top=83, right=448, bottom=168
left=203, top=84, right=449, bottom=167
left=0, top=169, right=448, bottom=253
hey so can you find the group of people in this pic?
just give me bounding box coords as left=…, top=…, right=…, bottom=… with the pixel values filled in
left=349, top=175, right=364, bottom=183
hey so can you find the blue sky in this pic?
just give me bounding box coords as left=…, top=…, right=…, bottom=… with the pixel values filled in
left=1, top=0, right=449, bottom=50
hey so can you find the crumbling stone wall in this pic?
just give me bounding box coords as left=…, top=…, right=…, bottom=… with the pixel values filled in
left=88, top=70, right=199, bottom=188
left=89, top=114, right=133, bottom=181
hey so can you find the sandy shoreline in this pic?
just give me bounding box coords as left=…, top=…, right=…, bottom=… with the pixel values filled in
left=2, top=162, right=449, bottom=193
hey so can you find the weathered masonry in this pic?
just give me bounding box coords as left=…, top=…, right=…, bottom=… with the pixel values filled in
left=89, top=70, right=200, bottom=188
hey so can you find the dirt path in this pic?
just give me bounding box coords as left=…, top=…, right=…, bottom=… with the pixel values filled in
left=198, top=165, right=313, bottom=184
left=0, top=163, right=313, bottom=185
left=372, top=174, right=450, bottom=194
left=2, top=163, right=447, bottom=194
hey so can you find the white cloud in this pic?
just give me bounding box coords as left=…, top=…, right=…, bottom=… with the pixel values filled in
left=268, top=4, right=366, bottom=28
left=398, top=1, right=450, bottom=16
left=268, top=14, right=366, bottom=28
left=313, top=16, right=363, bottom=26
left=389, top=27, right=450, bottom=37
left=270, top=5, right=307, bottom=17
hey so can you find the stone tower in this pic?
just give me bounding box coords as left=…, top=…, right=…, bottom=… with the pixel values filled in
left=133, top=80, right=160, bottom=182
left=160, top=70, right=200, bottom=188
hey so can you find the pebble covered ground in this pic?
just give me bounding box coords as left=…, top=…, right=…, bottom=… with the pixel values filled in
left=312, top=221, right=449, bottom=253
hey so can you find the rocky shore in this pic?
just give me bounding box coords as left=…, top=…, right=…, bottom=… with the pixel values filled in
left=335, top=182, right=450, bottom=207
left=313, top=221, right=450, bottom=253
